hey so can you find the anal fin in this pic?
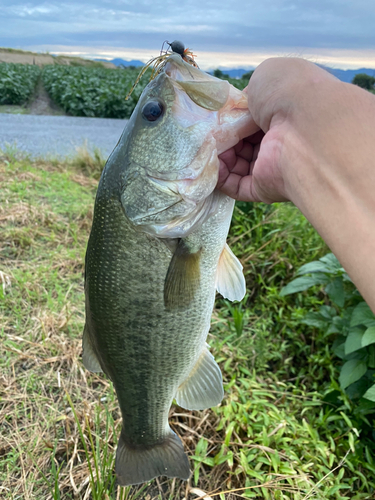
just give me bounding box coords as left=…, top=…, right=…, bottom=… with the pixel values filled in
left=215, top=243, right=246, bottom=301
left=82, top=325, right=102, bottom=373
left=176, top=347, right=224, bottom=410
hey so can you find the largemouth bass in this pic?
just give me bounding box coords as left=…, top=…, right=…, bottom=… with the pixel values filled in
left=83, top=53, right=256, bottom=486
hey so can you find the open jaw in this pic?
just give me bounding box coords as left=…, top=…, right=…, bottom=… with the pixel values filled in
left=164, top=54, right=257, bottom=153
left=122, top=55, right=256, bottom=239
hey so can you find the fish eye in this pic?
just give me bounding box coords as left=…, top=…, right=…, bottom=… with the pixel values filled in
left=142, top=100, right=164, bottom=122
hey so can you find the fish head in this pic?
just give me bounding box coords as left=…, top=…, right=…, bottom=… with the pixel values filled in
left=116, top=54, right=255, bottom=238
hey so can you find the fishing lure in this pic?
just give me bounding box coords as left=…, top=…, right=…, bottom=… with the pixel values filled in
left=125, top=40, right=198, bottom=100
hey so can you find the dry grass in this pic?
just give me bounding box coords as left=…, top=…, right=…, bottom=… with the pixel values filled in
left=0, top=47, right=116, bottom=68
left=0, top=151, right=367, bottom=500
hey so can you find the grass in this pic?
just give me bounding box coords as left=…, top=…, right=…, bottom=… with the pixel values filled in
left=0, top=148, right=374, bottom=499
left=0, top=104, right=29, bottom=114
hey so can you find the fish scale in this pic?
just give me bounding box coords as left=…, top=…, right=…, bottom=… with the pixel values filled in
left=83, top=53, right=255, bottom=485
left=86, top=186, right=230, bottom=432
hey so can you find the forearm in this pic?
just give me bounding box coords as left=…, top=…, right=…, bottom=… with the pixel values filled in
left=219, top=57, right=375, bottom=309
left=283, top=82, right=375, bottom=310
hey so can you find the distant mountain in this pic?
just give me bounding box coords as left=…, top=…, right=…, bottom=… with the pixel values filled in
left=319, top=66, right=375, bottom=83
left=212, top=65, right=375, bottom=82
left=95, top=58, right=144, bottom=67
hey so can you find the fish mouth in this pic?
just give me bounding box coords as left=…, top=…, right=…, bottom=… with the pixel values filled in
left=121, top=53, right=253, bottom=240
left=163, top=54, right=212, bottom=84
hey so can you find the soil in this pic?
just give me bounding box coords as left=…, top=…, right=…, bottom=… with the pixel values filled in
left=28, top=78, right=65, bottom=116
left=0, top=50, right=56, bottom=66
left=0, top=78, right=66, bottom=116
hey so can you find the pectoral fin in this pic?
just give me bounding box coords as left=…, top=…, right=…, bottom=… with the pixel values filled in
left=82, top=325, right=102, bottom=373
left=215, top=243, right=246, bottom=301
left=175, top=346, right=224, bottom=410
left=177, top=80, right=230, bottom=111
left=164, top=239, right=201, bottom=310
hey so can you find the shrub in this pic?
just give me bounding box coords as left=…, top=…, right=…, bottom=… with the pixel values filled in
left=352, top=73, right=375, bottom=90
left=281, top=253, right=375, bottom=449
left=212, top=68, right=250, bottom=90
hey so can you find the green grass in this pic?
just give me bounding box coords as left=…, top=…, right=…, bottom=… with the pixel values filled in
left=0, top=150, right=374, bottom=499
left=0, top=104, right=29, bottom=114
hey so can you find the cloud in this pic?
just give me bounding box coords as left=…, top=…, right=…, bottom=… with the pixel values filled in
left=1, top=0, right=375, bottom=68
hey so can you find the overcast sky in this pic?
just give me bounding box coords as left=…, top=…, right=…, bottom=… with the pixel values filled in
left=1, top=0, right=375, bottom=69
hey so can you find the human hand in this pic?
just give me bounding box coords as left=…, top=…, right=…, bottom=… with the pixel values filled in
left=217, top=58, right=339, bottom=204
left=217, top=57, right=375, bottom=313
left=217, top=129, right=288, bottom=204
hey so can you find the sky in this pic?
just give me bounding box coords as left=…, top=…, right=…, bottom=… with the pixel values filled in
left=1, top=0, right=375, bottom=70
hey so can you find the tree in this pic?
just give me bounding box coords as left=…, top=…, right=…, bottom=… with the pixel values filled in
left=352, top=73, right=375, bottom=90
left=213, top=69, right=229, bottom=79
left=241, top=70, right=254, bottom=81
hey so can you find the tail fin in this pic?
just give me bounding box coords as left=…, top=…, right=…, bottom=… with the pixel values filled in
left=115, top=430, right=190, bottom=486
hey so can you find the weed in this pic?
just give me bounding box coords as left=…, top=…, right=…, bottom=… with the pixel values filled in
left=68, top=141, right=106, bottom=179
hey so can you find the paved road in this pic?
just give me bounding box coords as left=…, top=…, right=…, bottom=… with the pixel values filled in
left=0, top=114, right=128, bottom=159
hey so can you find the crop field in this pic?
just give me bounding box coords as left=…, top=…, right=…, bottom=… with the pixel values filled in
left=1, top=146, right=374, bottom=500
left=42, top=65, right=147, bottom=118
left=0, top=63, right=40, bottom=105
left=0, top=62, right=250, bottom=118
left=0, top=62, right=149, bottom=117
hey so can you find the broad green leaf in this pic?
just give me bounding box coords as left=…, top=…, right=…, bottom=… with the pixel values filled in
left=345, top=328, right=364, bottom=355
left=320, top=253, right=345, bottom=272
left=350, top=302, right=375, bottom=327
left=296, top=261, right=330, bottom=275
left=363, top=384, right=375, bottom=402
left=325, top=277, right=345, bottom=307
left=327, top=316, right=344, bottom=334
left=301, top=312, right=330, bottom=329
left=362, top=326, right=375, bottom=347
left=301, top=306, right=337, bottom=329
left=319, top=305, right=337, bottom=319
left=339, top=359, right=367, bottom=389
left=280, top=273, right=329, bottom=296
left=346, top=377, right=371, bottom=400
left=368, top=345, right=375, bottom=368
left=333, top=342, right=346, bottom=359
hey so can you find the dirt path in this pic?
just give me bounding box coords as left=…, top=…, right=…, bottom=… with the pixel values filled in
left=28, top=78, right=65, bottom=116
left=0, top=47, right=116, bottom=116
